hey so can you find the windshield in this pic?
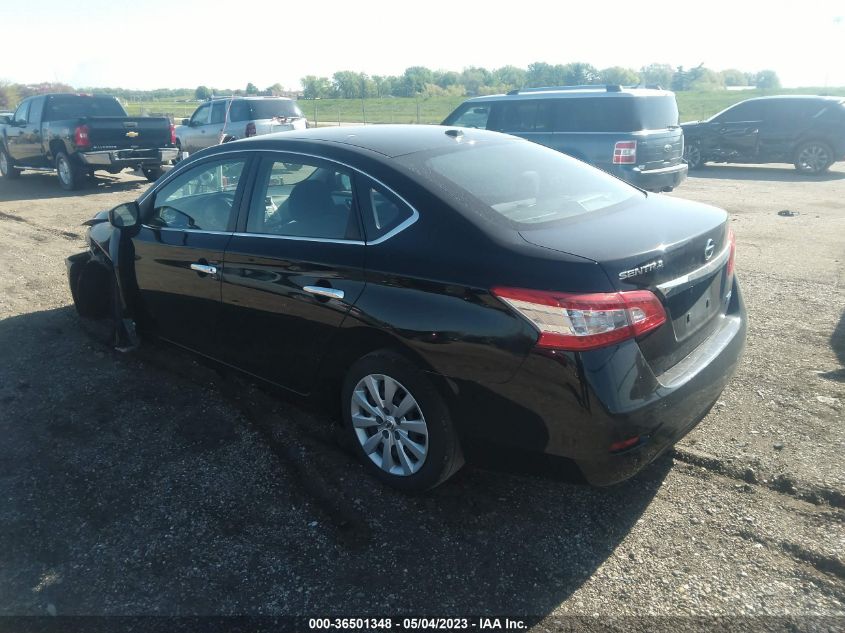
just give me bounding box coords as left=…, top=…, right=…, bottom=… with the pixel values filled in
left=396, top=139, right=641, bottom=228
left=45, top=95, right=127, bottom=120
left=249, top=100, right=303, bottom=120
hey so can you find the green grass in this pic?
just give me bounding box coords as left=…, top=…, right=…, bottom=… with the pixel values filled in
left=123, top=88, right=845, bottom=125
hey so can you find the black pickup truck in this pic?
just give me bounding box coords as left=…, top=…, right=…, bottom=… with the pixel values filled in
left=0, top=93, right=177, bottom=190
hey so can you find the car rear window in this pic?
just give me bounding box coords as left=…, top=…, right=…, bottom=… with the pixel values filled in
left=396, top=139, right=641, bottom=228
left=248, top=100, right=303, bottom=120
left=44, top=95, right=127, bottom=120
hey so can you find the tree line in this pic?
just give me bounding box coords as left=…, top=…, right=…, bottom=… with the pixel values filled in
left=1, top=63, right=783, bottom=111
left=300, top=63, right=782, bottom=99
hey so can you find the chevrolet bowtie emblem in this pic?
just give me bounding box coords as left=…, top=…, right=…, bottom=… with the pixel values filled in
left=125, top=131, right=139, bottom=138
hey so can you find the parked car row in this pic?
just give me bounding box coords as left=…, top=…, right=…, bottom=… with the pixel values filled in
left=2, top=89, right=844, bottom=190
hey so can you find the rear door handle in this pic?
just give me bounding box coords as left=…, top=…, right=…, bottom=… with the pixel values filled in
left=190, top=263, right=217, bottom=275
left=304, top=286, right=344, bottom=300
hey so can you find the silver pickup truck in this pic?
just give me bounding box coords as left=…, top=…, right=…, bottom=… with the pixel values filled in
left=175, top=96, right=307, bottom=159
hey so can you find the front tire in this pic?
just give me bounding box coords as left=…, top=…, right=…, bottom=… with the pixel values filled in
left=0, top=146, right=20, bottom=180
left=56, top=151, right=82, bottom=190
left=142, top=167, right=163, bottom=182
left=794, top=141, right=834, bottom=174
left=684, top=140, right=705, bottom=170
left=342, top=351, right=463, bottom=492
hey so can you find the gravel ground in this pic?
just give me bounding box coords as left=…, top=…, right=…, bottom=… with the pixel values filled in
left=0, top=164, right=843, bottom=630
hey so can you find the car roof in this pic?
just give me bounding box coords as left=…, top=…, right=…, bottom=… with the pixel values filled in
left=739, top=95, right=843, bottom=101
left=224, top=124, right=516, bottom=158
left=462, top=87, right=674, bottom=103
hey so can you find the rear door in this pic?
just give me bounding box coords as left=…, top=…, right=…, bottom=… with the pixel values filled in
left=757, top=99, right=821, bottom=162
left=219, top=153, right=366, bottom=394
left=132, top=154, right=251, bottom=354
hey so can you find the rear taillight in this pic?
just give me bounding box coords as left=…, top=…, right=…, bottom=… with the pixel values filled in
left=726, top=227, right=736, bottom=278
left=612, top=140, right=637, bottom=165
left=74, top=124, right=90, bottom=148
left=245, top=122, right=256, bottom=137
left=169, top=123, right=176, bottom=145
left=492, top=287, right=666, bottom=351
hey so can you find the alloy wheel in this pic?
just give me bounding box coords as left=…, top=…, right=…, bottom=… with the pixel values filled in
left=685, top=142, right=702, bottom=169
left=57, top=155, right=72, bottom=186
left=0, top=150, right=8, bottom=176
left=796, top=144, right=830, bottom=173
left=351, top=374, right=429, bottom=476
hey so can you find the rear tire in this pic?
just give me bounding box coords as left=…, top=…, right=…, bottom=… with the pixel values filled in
left=142, top=167, right=163, bottom=182
left=55, top=151, right=81, bottom=190
left=0, top=146, right=20, bottom=180
left=794, top=141, right=834, bottom=174
left=342, top=350, right=463, bottom=492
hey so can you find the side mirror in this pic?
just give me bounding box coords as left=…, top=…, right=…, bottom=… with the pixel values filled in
left=108, top=201, right=140, bottom=229
left=181, top=118, right=190, bottom=125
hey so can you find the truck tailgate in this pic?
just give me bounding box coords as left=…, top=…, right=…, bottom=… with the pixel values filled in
left=85, top=117, right=171, bottom=151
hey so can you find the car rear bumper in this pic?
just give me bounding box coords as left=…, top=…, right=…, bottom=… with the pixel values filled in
left=457, top=277, right=746, bottom=486
left=79, top=148, right=178, bottom=167
left=611, top=162, right=688, bottom=192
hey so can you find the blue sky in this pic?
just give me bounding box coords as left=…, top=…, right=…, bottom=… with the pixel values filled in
left=2, top=0, right=843, bottom=90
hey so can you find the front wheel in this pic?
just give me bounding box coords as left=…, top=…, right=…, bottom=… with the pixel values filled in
left=684, top=140, right=705, bottom=170
left=342, top=351, right=463, bottom=492
left=56, top=151, right=81, bottom=190
left=794, top=141, right=834, bottom=174
left=142, top=167, right=163, bottom=182
left=0, top=146, right=20, bottom=180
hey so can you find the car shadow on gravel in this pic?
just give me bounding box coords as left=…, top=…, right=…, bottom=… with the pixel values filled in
left=0, top=306, right=670, bottom=619
left=0, top=172, right=149, bottom=202
left=689, top=164, right=845, bottom=182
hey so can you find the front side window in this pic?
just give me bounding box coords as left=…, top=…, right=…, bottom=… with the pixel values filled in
left=149, top=159, right=246, bottom=231
left=13, top=101, right=29, bottom=124
left=444, top=104, right=491, bottom=129
left=712, top=101, right=764, bottom=123
left=246, top=158, right=358, bottom=240
left=190, top=103, right=211, bottom=125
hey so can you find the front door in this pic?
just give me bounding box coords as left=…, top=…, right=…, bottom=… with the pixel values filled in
left=220, top=154, right=366, bottom=394
left=707, top=100, right=764, bottom=161
left=5, top=99, right=31, bottom=164
left=132, top=154, right=251, bottom=354
left=182, top=102, right=211, bottom=154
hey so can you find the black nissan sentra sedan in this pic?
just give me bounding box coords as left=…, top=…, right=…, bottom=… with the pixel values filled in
left=66, top=125, right=746, bottom=491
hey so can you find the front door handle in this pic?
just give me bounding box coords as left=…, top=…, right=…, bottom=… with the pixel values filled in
left=190, top=262, right=218, bottom=275
left=304, top=286, right=344, bottom=300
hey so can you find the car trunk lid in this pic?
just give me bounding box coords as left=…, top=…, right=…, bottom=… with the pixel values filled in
left=635, top=129, right=684, bottom=170
left=519, top=195, right=733, bottom=375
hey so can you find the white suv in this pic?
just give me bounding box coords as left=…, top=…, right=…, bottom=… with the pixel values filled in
left=175, top=97, right=307, bottom=158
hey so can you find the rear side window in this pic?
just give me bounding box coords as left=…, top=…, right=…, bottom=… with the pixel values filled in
left=816, top=102, right=845, bottom=123
left=44, top=96, right=127, bottom=120
left=356, top=176, right=415, bottom=242
left=228, top=100, right=251, bottom=122
left=210, top=101, right=227, bottom=124
left=397, top=140, right=640, bottom=228
left=28, top=97, right=45, bottom=123
left=493, top=100, right=554, bottom=133
left=554, top=96, right=678, bottom=132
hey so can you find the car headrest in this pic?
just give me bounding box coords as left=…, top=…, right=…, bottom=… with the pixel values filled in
left=288, top=180, right=335, bottom=221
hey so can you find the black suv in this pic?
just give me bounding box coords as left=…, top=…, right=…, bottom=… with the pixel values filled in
left=682, top=96, right=845, bottom=174
left=442, top=86, right=687, bottom=192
